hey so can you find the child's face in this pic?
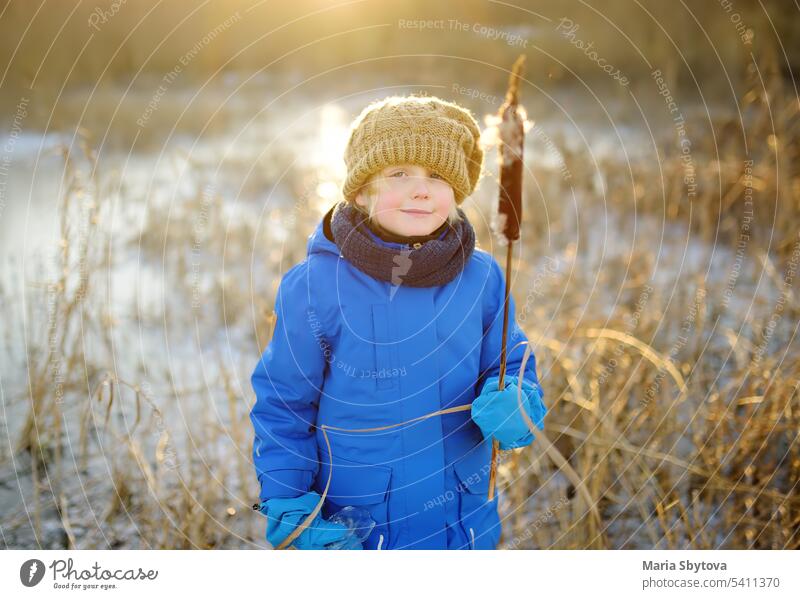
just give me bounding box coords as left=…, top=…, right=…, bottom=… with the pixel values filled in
left=355, top=164, right=456, bottom=237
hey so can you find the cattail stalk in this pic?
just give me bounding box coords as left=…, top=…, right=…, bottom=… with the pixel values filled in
left=488, top=55, right=526, bottom=501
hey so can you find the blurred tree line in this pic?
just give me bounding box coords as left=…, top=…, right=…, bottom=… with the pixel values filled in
left=0, top=0, right=797, bottom=117
left=2, top=0, right=797, bottom=84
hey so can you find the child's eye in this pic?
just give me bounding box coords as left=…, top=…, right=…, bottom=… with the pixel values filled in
left=430, top=172, right=443, bottom=180
left=389, top=170, right=407, bottom=177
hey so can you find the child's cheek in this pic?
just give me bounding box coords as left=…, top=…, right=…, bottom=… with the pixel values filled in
left=381, top=189, right=404, bottom=210
left=373, top=191, right=403, bottom=229
left=378, top=194, right=404, bottom=225
left=436, top=195, right=455, bottom=222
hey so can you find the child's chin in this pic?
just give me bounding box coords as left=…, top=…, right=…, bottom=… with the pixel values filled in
left=399, top=224, right=435, bottom=236
left=399, top=218, right=442, bottom=235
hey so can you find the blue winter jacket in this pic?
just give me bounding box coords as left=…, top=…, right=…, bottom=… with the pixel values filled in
left=250, top=208, right=543, bottom=549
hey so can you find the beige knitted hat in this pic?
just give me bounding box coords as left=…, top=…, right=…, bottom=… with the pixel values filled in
left=342, top=95, right=484, bottom=205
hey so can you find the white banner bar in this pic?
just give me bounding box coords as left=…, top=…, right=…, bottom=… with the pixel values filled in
left=2, top=550, right=798, bottom=598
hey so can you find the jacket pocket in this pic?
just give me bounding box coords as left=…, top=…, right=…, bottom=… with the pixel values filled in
left=371, top=304, right=398, bottom=391
left=453, top=444, right=501, bottom=550
left=319, top=453, right=393, bottom=550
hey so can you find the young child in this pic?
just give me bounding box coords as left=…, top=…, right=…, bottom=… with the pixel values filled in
left=250, top=95, right=547, bottom=550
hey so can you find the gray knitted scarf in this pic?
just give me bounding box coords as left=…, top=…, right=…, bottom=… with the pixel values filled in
left=327, top=201, right=475, bottom=288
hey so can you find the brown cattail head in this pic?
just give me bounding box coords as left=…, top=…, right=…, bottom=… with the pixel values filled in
left=495, top=55, right=526, bottom=243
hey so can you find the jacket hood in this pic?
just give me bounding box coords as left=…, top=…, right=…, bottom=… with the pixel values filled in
left=306, top=204, right=341, bottom=258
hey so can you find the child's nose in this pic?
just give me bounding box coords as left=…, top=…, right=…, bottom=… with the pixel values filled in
left=411, top=177, right=430, bottom=198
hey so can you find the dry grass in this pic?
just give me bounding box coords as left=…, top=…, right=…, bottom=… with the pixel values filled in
left=493, top=49, right=800, bottom=549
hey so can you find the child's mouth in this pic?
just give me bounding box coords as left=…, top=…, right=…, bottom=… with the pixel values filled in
left=400, top=209, right=433, bottom=217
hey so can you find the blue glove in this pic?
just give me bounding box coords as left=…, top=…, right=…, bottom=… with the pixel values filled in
left=471, top=375, right=547, bottom=450
left=262, top=491, right=362, bottom=550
